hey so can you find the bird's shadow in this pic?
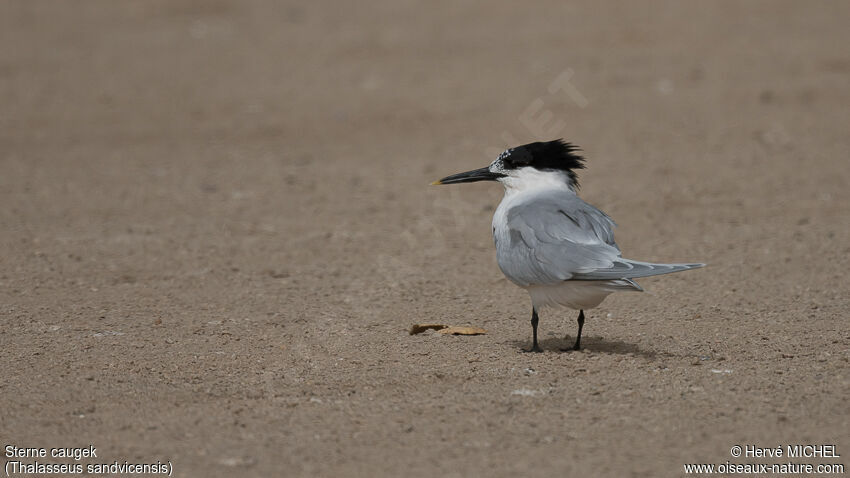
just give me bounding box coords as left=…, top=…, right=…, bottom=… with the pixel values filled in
left=509, top=336, right=658, bottom=359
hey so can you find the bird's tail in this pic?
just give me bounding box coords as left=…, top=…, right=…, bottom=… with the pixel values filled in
left=572, top=260, right=705, bottom=281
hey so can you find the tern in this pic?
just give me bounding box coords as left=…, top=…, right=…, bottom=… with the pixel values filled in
left=432, top=139, right=704, bottom=352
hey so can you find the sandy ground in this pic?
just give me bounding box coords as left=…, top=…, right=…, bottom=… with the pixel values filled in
left=1, top=1, right=848, bottom=477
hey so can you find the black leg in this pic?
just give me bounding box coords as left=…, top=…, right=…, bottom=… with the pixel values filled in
left=524, top=307, right=543, bottom=353
left=573, top=310, right=585, bottom=350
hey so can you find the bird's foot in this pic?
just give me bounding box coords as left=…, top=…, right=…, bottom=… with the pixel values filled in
left=560, top=338, right=581, bottom=352
left=523, top=345, right=544, bottom=353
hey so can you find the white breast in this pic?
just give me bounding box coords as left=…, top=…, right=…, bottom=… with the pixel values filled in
left=490, top=171, right=639, bottom=310
left=491, top=171, right=576, bottom=288
left=492, top=189, right=528, bottom=287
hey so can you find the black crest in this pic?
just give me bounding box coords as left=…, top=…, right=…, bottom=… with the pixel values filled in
left=499, top=139, right=586, bottom=186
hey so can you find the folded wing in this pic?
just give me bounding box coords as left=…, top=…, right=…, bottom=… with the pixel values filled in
left=502, top=191, right=704, bottom=286
left=502, top=192, right=622, bottom=286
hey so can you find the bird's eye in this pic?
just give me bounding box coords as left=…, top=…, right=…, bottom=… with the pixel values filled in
left=503, top=157, right=528, bottom=170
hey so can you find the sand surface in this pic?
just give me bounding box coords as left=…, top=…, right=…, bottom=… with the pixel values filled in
left=2, top=1, right=848, bottom=476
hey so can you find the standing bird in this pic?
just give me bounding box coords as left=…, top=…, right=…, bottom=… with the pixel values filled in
left=432, top=139, right=704, bottom=352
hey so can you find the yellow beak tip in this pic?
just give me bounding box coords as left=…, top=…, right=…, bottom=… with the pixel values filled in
left=430, top=180, right=442, bottom=186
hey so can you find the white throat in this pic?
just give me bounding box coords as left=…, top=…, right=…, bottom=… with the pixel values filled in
left=498, top=168, right=576, bottom=195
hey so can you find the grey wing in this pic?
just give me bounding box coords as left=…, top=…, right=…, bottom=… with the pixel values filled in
left=572, top=260, right=706, bottom=279
left=502, top=192, right=623, bottom=286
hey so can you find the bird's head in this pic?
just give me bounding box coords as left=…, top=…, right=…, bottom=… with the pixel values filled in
left=431, top=139, right=585, bottom=191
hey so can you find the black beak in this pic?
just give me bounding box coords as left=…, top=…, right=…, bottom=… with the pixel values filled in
left=431, top=167, right=504, bottom=185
